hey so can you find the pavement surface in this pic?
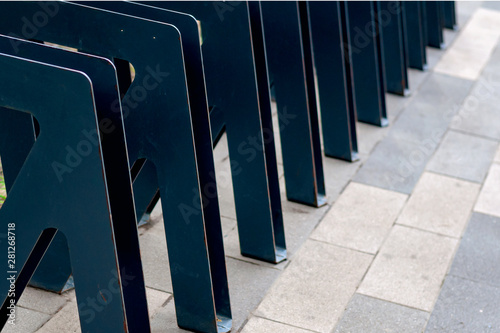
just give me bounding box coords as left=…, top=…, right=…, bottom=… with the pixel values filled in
left=5, top=2, right=500, bottom=332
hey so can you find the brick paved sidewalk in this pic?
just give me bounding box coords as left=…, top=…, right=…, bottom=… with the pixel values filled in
left=6, top=2, right=500, bottom=332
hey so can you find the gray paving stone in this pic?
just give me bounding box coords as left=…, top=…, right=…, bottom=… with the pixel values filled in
left=242, top=317, right=313, bottom=333
left=458, top=1, right=484, bottom=26
left=386, top=93, right=408, bottom=122
left=451, top=99, right=500, bottom=141
left=279, top=187, right=330, bottom=257
left=150, top=298, right=183, bottom=333
left=255, top=240, right=373, bottom=333
left=397, top=172, right=480, bottom=238
left=388, top=74, right=473, bottom=146
left=213, top=132, right=229, bottom=164
left=334, top=294, right=429, bottom=333
left=150, top=259, right=280, bottom=331
left=3, top=307, right=50, bottom=333
left=36, top=300, right=79, bottom=333
left=215, top=152, right=237, bottom=220
left=145, top=287, right=171, bottom=318
left=387, top=100, right=448, bottom=149
left=353, top=136, right=428, bottom=194
left=311, top=182, right=407, bottom=254
left=427, top=47, right=446, bottom=70
left=220, top=216, right=237, bottom=237
left=482, top=41, right=500, bottom=74
left=323, top=157, right=363, bottom=205
left=225, top=258, right=282, bottom=330
left=412, top=73, right=473, bottom=112
left=358, top=225, right=457, bottom=312
left=450, top=212, right=500, bottom=287
left=356, top=121, right=390, bottom=156
left=152, top=257, right=281, bottom=332
left=139, top=221, right=173, bottom=293
left=482, top=1, right=500, bottom=12
left=407, top=68, right=430, bottom=97
left=425, top=275, right=500, bottom=333
left=495, top=145, right=500, bottom=163
left=223, top=191, right=329, bottom=267
left=17, top=287, right=70, bottom=315
left=475, top=163, right=500, bottom=217
left=426, top=130, right=497, bottom=183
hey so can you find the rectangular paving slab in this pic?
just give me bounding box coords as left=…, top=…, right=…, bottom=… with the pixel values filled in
left=358, top=225, right=457, bottom=312
left=334, top=294, right=429, bottom=333
left=353, top=136, right=428, bottom=194
left=449, top=212, right=500, bottom=288
left=311, top=182, right=407, bottom=254
left=255, top=240, right=372, bottom=333
left=425, top=275, right=500, bottom=333
left=426, top=130, right=497, bottom=183
left=397, top=172, right=480, bottom=238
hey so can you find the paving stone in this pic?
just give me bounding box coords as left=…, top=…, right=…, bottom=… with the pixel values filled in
left=353, top=136, right=428, bottom=194
left=279, top=185, right=330, bottom=257
left=3, top=307, right=50, bottom=333
left=272, top=111, right=284, bottom=166
left=450, top=212, right=500, bottom=287
left=387, top=100, right=448, bottom=150
left=450, top=99, right=500, bottom=140
left=425, top=275, right=500, bottom=333
left=221, top=215, right=237, bottom=237
left=145, top=287, right=171, bottom=318
left=495, top=145, right=500, bottom=163
left=150, top=299, right=185, bottom=333
left=151, top=257, right=281, bottom=332
left=386, top=93, right=408, bottom=122
left=225, top=258, right=282, bottom=330
left=311, top=182, right=407, bottom=254
left=482, top=41, right=500, bottom=75
left=426, top=130, right=497, bottom=183
left=223, top=193, right=329, bottom=267
left=443, top=22, right=460, bottom=47
left=475, top=162, right=500, bottom=217
left=407, top=68, right=430, bottom=98
left=255, top=240, right=372, bottom=333
left=457, top=1, right=484, bottom=26
left=333, top=294, right=429, bottom=333
left=417, top=70, right=474, bottom=105
left=356, top=121, right=390, bottom=156
left=139, top=221, right=172, bottom=293
left=213, top=132, right=229, bottom=164
left=388, top=74, right=473, bottom=147
left=32, top=287, right=165, bottom=332
left=482, top=1, right=500, bottom=12
left=358, top=225, right=457, bottom=312
left=17, top=287, right=70, bottom=315
left=323, top=157, right=363, bottom=205
left=241, top=317, right=313, bottom=333
left=214, top=151, right=237, bottom=221
left=397, top=172, right=480, bottom=238
left=435, top=8, right=500, bottom=80
left=36, top=300, right=80, bottom=333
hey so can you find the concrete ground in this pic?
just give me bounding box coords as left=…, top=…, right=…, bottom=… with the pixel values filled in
left=6, top=2, right=500, bottom=332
